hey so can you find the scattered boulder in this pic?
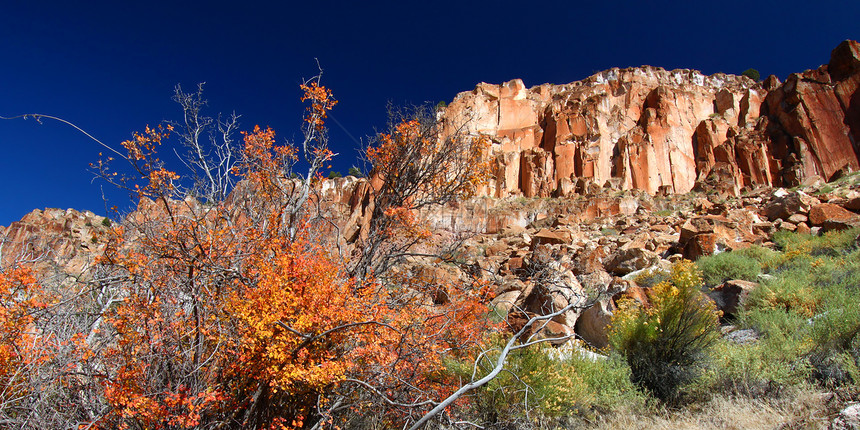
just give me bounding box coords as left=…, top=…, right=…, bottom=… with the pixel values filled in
left=809, top=203, right=860, bottom=231
left=491, top=290, right=522, bottom=315
left=613, top=284, right=651, bottom=309
left=605, top=247, right=661, bottom=275
left=575, top=298, right=615, bottom=349
left=763, top=190, right=818, bottom=221
left=708, top=279, right=758, bottom=320
left=684, top=233, right=718, bottom=260
left=532, top=228, right=572, bottom=246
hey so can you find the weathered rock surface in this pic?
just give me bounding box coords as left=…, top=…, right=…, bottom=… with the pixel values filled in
left=809, top=203, right=860, bottom=231
left=766, top=40, right=860, bottom=185
left=0, top=208, right=109, bottom=276
left=831, top=403, right=860, bottom=430
left=708, top=279, right=758, bottom=320
left=440, top=40, right=860, bottom=198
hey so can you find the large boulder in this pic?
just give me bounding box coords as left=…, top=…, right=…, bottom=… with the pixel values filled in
left=708, top=280, right=758, bottom=320
left=809, top=203, right=860, bottom=231
left=605, top=247, right=661, bottom=275
left=763, top=190, right=819, bottom=221
left=575, top=298, right=615, bottom=349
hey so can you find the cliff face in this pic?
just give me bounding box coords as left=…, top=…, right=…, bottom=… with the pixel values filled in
left=440, top=40, right=860, bottom=198
left=0, top=208, right=109, bottom=277
left=764, top=40, right=860, bottom=184
left=3, top=41, right=859, bottom=279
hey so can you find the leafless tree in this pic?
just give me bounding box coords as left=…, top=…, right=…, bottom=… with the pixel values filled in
left=349, top=104, right=489, bottom=281
left=169, top=83, right=241, bottom=203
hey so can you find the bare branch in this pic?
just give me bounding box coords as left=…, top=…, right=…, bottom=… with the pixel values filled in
left=408, top=298, right=588, bottom=430
left=0, top=113, right=126, bottom=160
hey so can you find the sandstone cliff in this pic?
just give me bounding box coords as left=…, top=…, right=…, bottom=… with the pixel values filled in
left=0, top=208, right=109, bottom=278
left=439, top=40, right=860, bottom=198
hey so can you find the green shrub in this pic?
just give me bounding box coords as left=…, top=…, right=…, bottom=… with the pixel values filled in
left=702, top=337, right=810, bottom=398
left=632, top=267, right=670, bottom=288
left=746, top=268, right=819, bottom=317
left=327, top=170, right=342, bottom=179
left=740, top=229, right=860, bottom=389
left=736, top=245, right=780, bottom=267
left=741, top=68, right=761, bottom=81
left=741, top=280, right=860, bottom=389
left=806, top=283, right=860, bottom=387
left=697, top=252, right=760, bottom=287
left=571, top=353, right=648, bottom=412
left=446, top=338, right=646, bottom=425
left=696, top=245, right=776, bottom=287
left=347, top=166, right=363, bottom=177
left=772, top=228, right=859, bottom=261
left=447, top=338, right=593, bottom=424
left=609, top=260, right=721, bottom=403
left=101, top=217, right=111, bottom=227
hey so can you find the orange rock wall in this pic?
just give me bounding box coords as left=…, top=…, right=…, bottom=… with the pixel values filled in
left=441, top=40, right=860, bottom=198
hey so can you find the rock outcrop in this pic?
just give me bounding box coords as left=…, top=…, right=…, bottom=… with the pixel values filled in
left=0, top=208, right=109, bottom=277
left=440, top=40, right=860, bottom=198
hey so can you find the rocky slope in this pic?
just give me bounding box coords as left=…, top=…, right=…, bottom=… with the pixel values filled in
left=438, top=40, right=860, bottom=198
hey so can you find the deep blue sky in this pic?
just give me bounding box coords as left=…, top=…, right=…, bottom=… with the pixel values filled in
left=1, top=0, right=857, bottom=226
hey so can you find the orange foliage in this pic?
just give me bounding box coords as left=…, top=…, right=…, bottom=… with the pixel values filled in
left=366, top=118, right=490, bottom=202
left=352, top=108, right=491, bottom=279
left=9, top=81, right=495, bottom=429
left=300, top=82, right=337, bottom=131
left=96, top=193, right=492, bottom=428
left=240, top=126, right=291, bottom=177
left=0, top=267, right=55, bottom=409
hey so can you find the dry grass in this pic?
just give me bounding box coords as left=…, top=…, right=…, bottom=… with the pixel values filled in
left=578, top=389, right=832, bottom=430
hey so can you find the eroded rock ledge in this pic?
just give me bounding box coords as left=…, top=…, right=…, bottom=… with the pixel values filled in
left=438, top=40, right=860, bottom=198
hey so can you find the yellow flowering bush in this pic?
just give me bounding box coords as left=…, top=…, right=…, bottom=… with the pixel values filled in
left=609, top=260, right=720, bottom=403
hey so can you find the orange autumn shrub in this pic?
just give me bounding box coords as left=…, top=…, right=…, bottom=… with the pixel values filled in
left=0, top=267, right=51, bottom=398
left=86, top=81, right=494, bottom=429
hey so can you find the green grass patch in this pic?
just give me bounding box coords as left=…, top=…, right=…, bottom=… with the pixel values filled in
left=696, top=245, right=777, bottom=287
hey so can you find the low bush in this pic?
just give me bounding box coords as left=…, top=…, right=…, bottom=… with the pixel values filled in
left=746, top=268, right=820, bottom=317
left=773, top=228, right=859, bottom=260
left=704, top=338, right=810, bottom=398
left=806, top=281, right=860, bottom=388
left=609, top=260, right=721, bottom=403
left=632, top=267, right=670, bottom=288
left=742, top=68, right=761, bottom=81
left=446, top=338, right=646, bottom=426
left=571, top=353, right=648, bottom=412
left=696, top=245, right=776, bottom=287
left=446, top=339, right=592, bottom=425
